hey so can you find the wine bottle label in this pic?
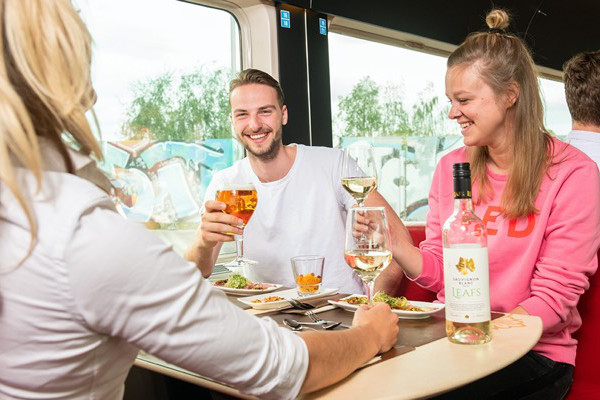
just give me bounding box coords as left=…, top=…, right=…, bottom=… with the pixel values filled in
left=443, top=247, right=491, bottom=323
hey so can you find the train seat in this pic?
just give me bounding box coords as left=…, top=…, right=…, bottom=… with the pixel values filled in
left=567, top=247, right=600, bottom=399
left=400, top=225, right=437, bottom=302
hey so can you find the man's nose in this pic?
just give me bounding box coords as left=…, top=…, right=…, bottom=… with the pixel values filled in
left=248, top=114, right=262, bottom=131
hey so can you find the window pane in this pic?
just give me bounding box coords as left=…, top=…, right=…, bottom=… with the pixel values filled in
left=79, top=0, right=242, bottom=253
left=540, top=78, right=570, bottom=139
left=329, top=32, right=460, bottom=223
left=330, top=33, right=571, bottom=223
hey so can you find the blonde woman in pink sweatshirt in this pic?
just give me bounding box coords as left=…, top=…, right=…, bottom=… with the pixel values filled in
left=381, top=9, right=600, bottom=399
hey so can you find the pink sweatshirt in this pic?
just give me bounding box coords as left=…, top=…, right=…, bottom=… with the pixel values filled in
left=415, top=138, right=600, bottom=365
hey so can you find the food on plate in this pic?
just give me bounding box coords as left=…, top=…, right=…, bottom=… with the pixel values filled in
left=341, top=291, right=432, bottom=312
left=251, top=296, right=285, bottom=304
left=214, top=274, right=274, bottom=290
left=295, top=273, right=322, bottom=293
left=373, top=291, right=408, bottom=308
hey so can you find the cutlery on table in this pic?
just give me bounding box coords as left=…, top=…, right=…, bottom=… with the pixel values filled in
left=283, top=319, right=341, bottom=330
left=283, top=319, right=316, bottom=331
left=306, top=311, right=352, bottom=329
left=286, top=298, right=315, bottom=310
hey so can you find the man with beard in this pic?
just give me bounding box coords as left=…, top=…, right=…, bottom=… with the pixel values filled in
left=185, top=69, right=408, bottom=293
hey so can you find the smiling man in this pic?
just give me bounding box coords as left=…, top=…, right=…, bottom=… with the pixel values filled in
left=185, top=69, right=407, bottom=293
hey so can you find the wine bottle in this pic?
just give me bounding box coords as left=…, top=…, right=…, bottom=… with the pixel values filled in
left=442, top=163, right=491, bottom=344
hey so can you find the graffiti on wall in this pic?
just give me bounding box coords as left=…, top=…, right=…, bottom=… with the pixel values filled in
left=340, top=135, right=463, bottom=221
left=100, top=139, right=237, bottom=229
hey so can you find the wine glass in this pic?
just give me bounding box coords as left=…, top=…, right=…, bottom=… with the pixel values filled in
left=215, top=183, right=258, bottom=273
left=344, top=207, right=392, bottom=305
left=341, top=145, right=378, bottom=207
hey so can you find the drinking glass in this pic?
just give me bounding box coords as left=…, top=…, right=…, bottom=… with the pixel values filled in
left=344, top=207, right=392, bottom=305
left=290, top=255, right=325, bottom=297
left=341, top=145, right=378, bottom=207
left=216, top=183, right=258, bottom=272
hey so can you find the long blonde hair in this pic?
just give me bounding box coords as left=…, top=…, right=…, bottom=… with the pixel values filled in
left=0, top=0, right=102, bottom=264
left=447, top=9, right=552, bottom=219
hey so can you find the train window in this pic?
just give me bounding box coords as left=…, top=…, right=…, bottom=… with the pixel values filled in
left=329, top=32, right=570, bottom=223
left=78, top=0, right=242, bottom=254
left=329, top=32, right=459, bottom=223
left=539, top=77, right=570, bottom=139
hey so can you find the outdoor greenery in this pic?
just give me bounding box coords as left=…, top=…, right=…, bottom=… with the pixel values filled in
left=335, top=76, right=451, bottom=138
left=122, top=67, right=233, bottom=141
left=122, top=70, right=452, bottom=142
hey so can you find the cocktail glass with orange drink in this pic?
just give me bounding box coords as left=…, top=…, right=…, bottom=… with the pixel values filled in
left=216, top=183, right=258, bottom=272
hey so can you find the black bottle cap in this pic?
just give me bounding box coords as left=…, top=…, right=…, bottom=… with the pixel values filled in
left=453, top=163, right=472, bottom=199
left=453, top=162, right=471, bottom=178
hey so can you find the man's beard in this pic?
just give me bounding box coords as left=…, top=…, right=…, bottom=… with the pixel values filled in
left=243, top=128, right=282, bottom=161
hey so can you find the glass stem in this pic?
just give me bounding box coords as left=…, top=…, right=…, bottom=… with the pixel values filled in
left=365, top=280, right=375, bottom=305
left=234, top=233, right=244, bottom=260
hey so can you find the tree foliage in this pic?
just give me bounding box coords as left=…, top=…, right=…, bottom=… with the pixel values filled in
left=123, top=67, right=233, bottom=141
left=336, top=77, right=450, bottom=138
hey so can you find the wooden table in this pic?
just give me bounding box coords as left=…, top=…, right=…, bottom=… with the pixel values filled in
left=134, top=294, right=542, bottom=399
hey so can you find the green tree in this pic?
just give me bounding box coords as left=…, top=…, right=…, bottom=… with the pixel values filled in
left=337, top=77, right=382, bottom=137
left=123, top=67, right=233, bottom=141
left=335, top=77, right=451, bottom=138
left=380, top=84, right=411, bottom=136
left=125, top=74, right=175, bottom=139
left=410, top=83, right=449, bottom=136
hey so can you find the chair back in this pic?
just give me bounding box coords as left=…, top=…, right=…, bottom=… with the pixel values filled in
left=398, top=225, right=437, bottom=302
left=567, top=247, right=600, bottom=399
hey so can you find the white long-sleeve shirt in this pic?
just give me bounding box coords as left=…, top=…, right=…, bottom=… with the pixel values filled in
left=566, top=129, right=600, bottom=169
left=0, top=145, right=307, bottom=399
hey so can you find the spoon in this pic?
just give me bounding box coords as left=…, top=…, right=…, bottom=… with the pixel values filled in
left=283, top=319, right=313, bottom=331
left=283, top=319, right=341, bottom=330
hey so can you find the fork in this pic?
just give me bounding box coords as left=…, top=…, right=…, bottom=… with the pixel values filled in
left=287, top=298, right=315, bottom=310
left=306, top=311, right=351, bottom=329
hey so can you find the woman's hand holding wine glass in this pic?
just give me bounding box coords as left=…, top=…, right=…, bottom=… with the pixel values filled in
left=344, top=207, right=392, bottom=305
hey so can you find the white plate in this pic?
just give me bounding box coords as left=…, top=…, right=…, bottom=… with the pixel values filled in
left=212, top=282, right=283, bottom=296
left=238, top=288, right=339, bottom=310
left=329, top=295, right=445, bottom=319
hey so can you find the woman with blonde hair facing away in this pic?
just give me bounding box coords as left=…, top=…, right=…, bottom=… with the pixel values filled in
left=0, top=1, right=400, bottom=398
left=378, top=9, right=600, bottom=399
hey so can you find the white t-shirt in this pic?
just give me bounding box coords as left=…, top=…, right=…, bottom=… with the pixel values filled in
left=0, top=145, right=307, bottom=400
left=566, top=129, right=600, bottom=169
left=204, top=144, right=364, bottom=294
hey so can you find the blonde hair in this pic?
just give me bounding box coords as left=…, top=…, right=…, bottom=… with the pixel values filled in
left=0, top=0, right=102, bottom=264
left=447, top=9, right=552, bottom=219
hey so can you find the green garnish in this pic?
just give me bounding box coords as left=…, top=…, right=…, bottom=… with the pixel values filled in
left=373, top=291, right=408, bottom=308
left=226, top=274, right=251, bottom=289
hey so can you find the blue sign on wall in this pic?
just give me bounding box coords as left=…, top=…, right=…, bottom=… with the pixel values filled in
left=319, top=18, right=327, bottom=35
left=280, top=10, right=291, bottom=28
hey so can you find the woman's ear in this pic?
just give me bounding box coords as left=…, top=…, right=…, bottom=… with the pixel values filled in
left=505, top=82, right=520, bottom=107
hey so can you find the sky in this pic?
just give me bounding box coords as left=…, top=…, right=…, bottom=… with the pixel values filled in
left=77, top=0, right=237, bottom=141
left=77, top=0, right=571, bottom=142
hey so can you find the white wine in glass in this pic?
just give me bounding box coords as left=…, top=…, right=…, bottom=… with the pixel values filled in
left=344, top=207, right=392, bottom=304
left=344, top=249, right=392, bottom=282
left=341, top=146, right=377, bottom=206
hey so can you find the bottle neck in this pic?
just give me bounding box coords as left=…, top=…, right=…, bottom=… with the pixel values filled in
left=454, top=197, right=474, bottom=213
left=453, top=174, right=472, bottom=213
